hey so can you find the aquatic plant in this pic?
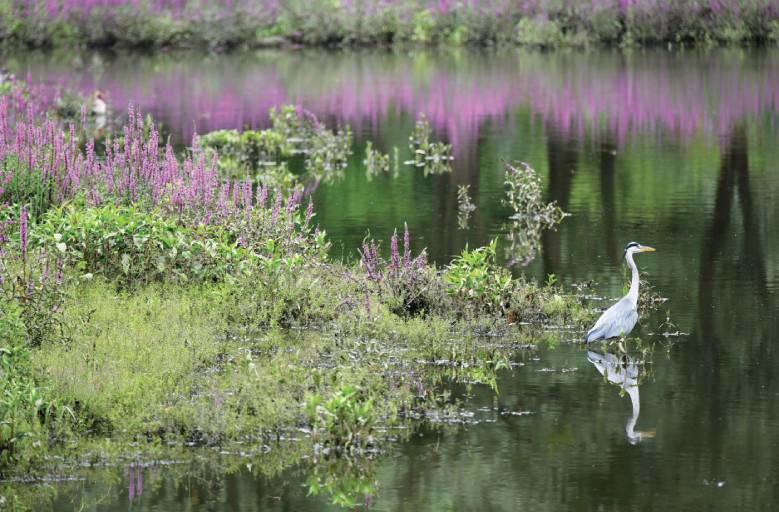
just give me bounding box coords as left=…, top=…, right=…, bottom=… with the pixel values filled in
left=306, top=384, right=375, bottom=451
left=363, top=141, right=389, bottom=181
left=198, top=105, right=353, bottom=187
left=306, top=456, right=377, bottom=508
left=445, top=239, right=512, bottom=315
left=502, top=161, right=567, bottom=267
left=456, top=184, right=476, bottom=230
left=359, top=224, right=436, bottom=318
left=406, top=113, right=453, bottom=176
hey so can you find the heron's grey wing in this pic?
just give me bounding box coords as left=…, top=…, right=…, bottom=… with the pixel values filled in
left=586, top=297, right=638, bottom=342
left=587, top=350, right=628, bottom=385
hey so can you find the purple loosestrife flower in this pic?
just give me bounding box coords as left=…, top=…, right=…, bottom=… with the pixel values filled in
left=271, top=191, right=282, bottom=226
left=390, top=229, right=400, bottom=275
left=257, top=185, right=268, bottom=209
left=242, top=176, right=252, bottom=212
left=305, top=199, right=314, bottom=225
left=286, top=189, right=301, bottom=217
left=359, top=239, right=381, bottom=282
left=232, top=179, right=241, bottom=208
left=218, top=183, right=230, bottom=216
left=403, top=222, right=411, bottom=270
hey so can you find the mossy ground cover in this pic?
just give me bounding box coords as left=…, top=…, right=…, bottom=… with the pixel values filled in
left=0, top=78, right=594, bottom=508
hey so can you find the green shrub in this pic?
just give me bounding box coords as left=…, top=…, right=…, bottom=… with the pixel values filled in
left=306, top=384, right=375, bottom=450
left=515, top=16, right=564, bottom=47
left=34, top=203, right=256, bottom=285
left=0, top=207, right=68, bottom=348
left=412, top=9, right=437, bottom=44
left=0, top=304, right=52, bottom=475
left=444, top=239, right=511, bottom=314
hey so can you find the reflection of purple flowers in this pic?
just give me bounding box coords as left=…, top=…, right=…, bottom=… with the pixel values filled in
left=125, top=463, right=144, bottom=503
left=21, top=49, right=779, bottom=156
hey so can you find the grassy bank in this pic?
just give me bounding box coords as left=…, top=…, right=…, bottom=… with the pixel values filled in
left=0, top=77, right=593, bottom=507
left=1, top=0, right=778, bottom=50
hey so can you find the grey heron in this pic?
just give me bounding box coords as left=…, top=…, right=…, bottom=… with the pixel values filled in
left=585, top=242, right=655, bottom=343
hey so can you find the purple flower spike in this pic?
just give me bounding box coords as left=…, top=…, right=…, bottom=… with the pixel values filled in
left=390, top=230, right=400, bottom=274
left=305, top=199, right=314, bottom=225
left=403, top=223, right=411, bottom=270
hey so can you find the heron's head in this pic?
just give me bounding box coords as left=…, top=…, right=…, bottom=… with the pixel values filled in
left=623, top=241, right=655, bottom=258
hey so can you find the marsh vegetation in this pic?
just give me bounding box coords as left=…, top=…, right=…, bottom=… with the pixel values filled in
left=0, top=74, right=579, bottom=510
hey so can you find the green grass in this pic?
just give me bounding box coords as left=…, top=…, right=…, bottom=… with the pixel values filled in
left=26, top=272, right=588, bottom=454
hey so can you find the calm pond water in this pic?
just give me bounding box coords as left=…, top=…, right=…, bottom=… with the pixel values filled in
left=5, top=48, right=779, bottom=510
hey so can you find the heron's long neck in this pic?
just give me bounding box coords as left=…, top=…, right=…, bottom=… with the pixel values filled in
left=625, top=385, right=640, bottom=441
left=626, top=252, right=640, bottom=306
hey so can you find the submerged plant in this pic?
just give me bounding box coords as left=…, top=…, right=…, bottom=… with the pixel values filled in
left=364, top=141, right=390, bottom=181
left=502, top=161, right=567, bottom=266
left=306, top=384, right=376, bottom=451
left=456, top=184, right=476, bottom=230
left=306, top=456, right=377, bottom=508
left=406, top=114, right=453, bottom=175
left=199, top=106, right=353, bottom=186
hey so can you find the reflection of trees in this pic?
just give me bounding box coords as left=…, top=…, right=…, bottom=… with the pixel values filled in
left=542, top=124, right=579, bottom=277
left=430, top=130, right=483, bottom=261
left=599, top=133, right=619, bottom=265
left=694, top=124, right=770, bottom=484
left=699, top=125, right=767, bottom=340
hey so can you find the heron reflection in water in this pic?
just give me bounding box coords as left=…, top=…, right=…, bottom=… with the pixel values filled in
left=587, top=350, right=655, bottom=444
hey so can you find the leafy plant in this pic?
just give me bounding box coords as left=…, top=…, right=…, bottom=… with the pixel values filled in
left=445, top=239, right=511, bottom=314
left=406, top=114, right=453, bottom=175
left=364, top=141, right=390, bottom=180
left=456, top=184, right=476, bottom=230
left=359, top=224, right=436, bottom=318
left=306, top=385, right=375, bottom=450
left=306, top=456, right=377, bottom=508
left=0, top=206, right=67, bottom=347
left=199, top=106, right=353, bottom=186
left=34, top=202, right=255, bottom=285
left=0, top=301, right=58, bottom=475
left=502, top=161, right=567, bottom=266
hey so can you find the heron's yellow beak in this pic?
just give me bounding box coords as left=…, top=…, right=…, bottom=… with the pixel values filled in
left=639, top=246, right=656, bottom=252
left=637, top=428, right=657, bottom=439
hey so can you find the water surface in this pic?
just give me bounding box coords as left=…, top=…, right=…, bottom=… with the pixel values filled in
left=5, top=47, right=779, bottom=510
